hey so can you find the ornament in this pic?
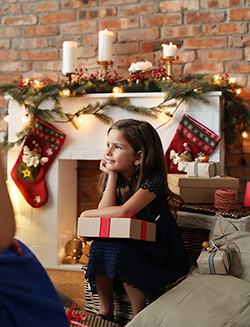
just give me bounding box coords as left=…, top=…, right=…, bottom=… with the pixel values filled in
left=202, top=155, right=209, bottom=162
left=179, top=143, right=192, bottom=162
left=201, top=241, right=210, bottom=250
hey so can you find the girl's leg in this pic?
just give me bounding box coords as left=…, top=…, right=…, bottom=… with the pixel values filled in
left=123, top=282, right=146, bottom=316
left=95, top=274, right=114, bottom=319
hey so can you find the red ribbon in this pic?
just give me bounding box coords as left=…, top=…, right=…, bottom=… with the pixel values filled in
left=141, top=221, right=147, bottom=241
left=99, top=217, right=111, bottom=237
left=99, top=215, right=148, bottom=240
left=66, top=303, right=87, bottom=327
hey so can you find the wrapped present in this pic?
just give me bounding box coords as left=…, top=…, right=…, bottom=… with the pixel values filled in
left=77, top=216, right=156, bottom=242
left=197, top=242, right=231, bottom=275
left=167, top=174, right=239, bottom=203
left=186, top=161, right=221, bottom=178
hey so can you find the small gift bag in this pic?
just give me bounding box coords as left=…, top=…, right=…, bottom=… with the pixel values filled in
left=197, top=241, right=231, bottom=275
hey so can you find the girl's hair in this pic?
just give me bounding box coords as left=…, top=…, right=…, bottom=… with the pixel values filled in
left=100, top=118, right=184, bottom=212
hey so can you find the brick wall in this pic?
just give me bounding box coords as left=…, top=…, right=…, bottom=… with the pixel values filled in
left=1, top=0, right=250, bottom=200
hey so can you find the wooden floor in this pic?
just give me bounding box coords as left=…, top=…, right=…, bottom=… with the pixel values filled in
left=46, top=268, right=86, bottom=312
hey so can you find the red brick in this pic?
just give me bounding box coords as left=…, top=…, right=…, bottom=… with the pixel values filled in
left=0, top=73, right=22, bottom=84
left=77, top=58, right=100, bottom=71
left=0, top=39, right=10, bottom=49
left=226, top=62, right=250, bottom=74
left=202, top=0, right=244, bottom=9
left=0, top=50, right=20, bottom=60
left=23, top=1, right=59, bottom=13
left=119, top=28, right=159, bottom=42
left=141, top=13, right=182, bottom=27
left=228, top=167, right=250, bottom=180
left=204, top=22, right=248, bottom=35
left=175, top=51, right=196, bottom=64
left=40, top=12, right=75, bottom=25
left=164, top=26, right=202, bottom=39
left=184, top=37, right=227, bottom=49
left=118, top=3, right=158, bottom=16
left=0, top=3, right=22, bottom=15
left=62, top=0, right=99, bottom=9
left=78, top=168, right=99, bottom=179
left=12, top=38, right=48, bottom=49
left=0, top=61, right=32, bottom=72
left=23, top=26, right=59, bottom=37
left=78, top=160, right=100, bottom=168
left=230, top=35, right=250, bottom=47
left=184, top=62, right=224, bottom=74
left=77, top=45, right=97, bottom=59
left=113, top=54, right=140, bottom=68
left=199, top=49, right=243, bottom=61
left=245, top=48, right=250, bottom=61
left=113, top=42, right=139, bottom=55
left=61, top=21, right=98, bottom=35
left=2, top=15, right=37, bottom=26
left=82, top=34, right=98, bottom=46
left=1, top=27, right=21, bottom=38
left=141, top=42, right=153, bottom=53
left=78, top=179, right=99, bottom=193
left=225, top=154, right=246, bottom=167
left=229, top=8, right=250, bottom=21
left=78, top=7, right=117, bottom=20
left=22, top=49, right=58, bottom=61
left=186, top=11, right=225, bottom=24
left=101, top=0, right=140, bottom=4
left=100, top=18, right=139, bottom=31
left=33, top=61, right=62, bottom=72
left=49, top=36, right=81, bottom=48
left=141, top=53, right=154, bottom=64
left=160, top=0, right=200, bottom=12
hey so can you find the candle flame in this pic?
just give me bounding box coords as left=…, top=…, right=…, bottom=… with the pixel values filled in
left=169, top=42, right=173, bottom=46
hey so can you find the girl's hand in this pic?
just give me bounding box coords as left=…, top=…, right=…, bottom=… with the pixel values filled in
left=100, top=159, right=112, bottom=174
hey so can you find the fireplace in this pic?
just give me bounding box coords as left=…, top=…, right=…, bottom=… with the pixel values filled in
left=7, top=92, right=223, bottom=270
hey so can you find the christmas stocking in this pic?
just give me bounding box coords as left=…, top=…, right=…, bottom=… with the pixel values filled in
left=165, top=114, right=221, bottom=174
left=11, top=118, right=66, bottom=208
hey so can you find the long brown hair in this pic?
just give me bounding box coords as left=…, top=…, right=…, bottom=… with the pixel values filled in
left=100, top=119, right=184, bottom=211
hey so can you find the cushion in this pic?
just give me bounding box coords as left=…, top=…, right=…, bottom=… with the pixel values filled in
left=125, top=268, right=250, bottom=327
left=209, top=215, right=250, bottom=282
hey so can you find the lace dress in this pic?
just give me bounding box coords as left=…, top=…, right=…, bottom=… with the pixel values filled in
left=85, top=171, right=189, bottom=294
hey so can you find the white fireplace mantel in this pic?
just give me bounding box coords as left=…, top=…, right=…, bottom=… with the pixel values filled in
left=7, top=92, right=223, bottom=269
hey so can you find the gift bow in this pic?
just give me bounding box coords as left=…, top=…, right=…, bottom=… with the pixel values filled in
left=99, top=215, right=148, bottom=240
left=208, top=240, right=230, bottom=275
left=66, top=303, right=87, bottom=327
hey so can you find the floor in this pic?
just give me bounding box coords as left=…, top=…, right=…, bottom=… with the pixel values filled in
left=46, top=268, right=86, bottom=312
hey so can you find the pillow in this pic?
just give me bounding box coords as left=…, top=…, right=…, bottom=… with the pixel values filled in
left=126, top=268, right=250, bottom=327
left=209, top=215, right=250, bottom=282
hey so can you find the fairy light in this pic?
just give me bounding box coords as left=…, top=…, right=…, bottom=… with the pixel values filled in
left=214, top=75, right=220, bottom=80
left=242, top=131, right=249, bottom=138
left=21, top=113, right=29, bottom=123
left=229, top=77, right=236, bottom=83
left=236, top=89, right=241, bottom=94
left=112, top=86, right=122, bottom=95
left=78, top=116, right=83, bottom=123
left=4, top=112, right=9, bottom=122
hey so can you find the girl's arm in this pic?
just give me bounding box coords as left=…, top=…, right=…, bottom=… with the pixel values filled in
left=98, top=171, right=118, bottom=209
left=81, top=186, right=156, bottom=218
left=0, top=154, right=16, bottom=253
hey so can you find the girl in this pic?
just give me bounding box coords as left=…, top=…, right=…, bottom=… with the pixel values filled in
left=80, top=118, right=189, bottom=321
left=0, top=151, right=69, bottom=327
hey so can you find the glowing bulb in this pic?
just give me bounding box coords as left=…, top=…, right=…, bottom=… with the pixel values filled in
left=236, top=89, right=241, bottom=94
left=78, top=116, right=83, bottom=123
left=21, top=114, right=29, bottom=123
left=62, top=89, right=70, bottom=97
left=34, top=79, right=40, bottom=85
left=214, top=75, right=220, bottom=80
left=4, top=114, right=9, bottom=122
left=112, top=86, right=122, bottom=94
left=242, top=131, right=249, bottom=138
left=194, top=89, right=197, bottom=92
left=230, top=77, right=236, bottom=83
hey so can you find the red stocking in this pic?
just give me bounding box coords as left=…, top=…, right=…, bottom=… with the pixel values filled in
left=165, top=114, right=221, bottom=174
left=11, top=118, right=66, bottom=208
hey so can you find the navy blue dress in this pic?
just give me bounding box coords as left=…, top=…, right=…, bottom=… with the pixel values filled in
left=0, top=240, right=69, bottom=327
left=85, top=171, right=189, bottom=294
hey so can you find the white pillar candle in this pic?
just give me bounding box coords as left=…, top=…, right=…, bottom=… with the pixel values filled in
left=98, top=29, right=113, bottom=62
left=62, top=41, right=77, bottom=74
left=162, top=42, right=177, bottom=57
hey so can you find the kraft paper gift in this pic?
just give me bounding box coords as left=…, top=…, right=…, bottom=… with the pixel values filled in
left=197, top=242, right=231, bottom=275
left=186, top=161, right=221, bottom=178
left=77, top=216, right=156, bottom=242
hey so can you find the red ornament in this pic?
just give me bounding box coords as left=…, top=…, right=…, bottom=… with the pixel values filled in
left=202, top=155, right=209, bottom=162
left=202, top=241, right=210, bottom=250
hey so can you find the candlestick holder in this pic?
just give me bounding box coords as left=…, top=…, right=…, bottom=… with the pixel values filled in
left=98, top=61, right=113, bottom=78
left=162, top=56, right=178, bottom=80
left=61, top=72, right=78, bottom=83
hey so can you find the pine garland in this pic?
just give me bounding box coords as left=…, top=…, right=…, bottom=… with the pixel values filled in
left=0, top=71, right=249, bottom=152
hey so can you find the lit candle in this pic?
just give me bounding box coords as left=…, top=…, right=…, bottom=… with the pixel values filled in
left=162, top=42, right=177, bottom=57
left=98, top=29, right=113, bottom=62
left=62, top=41, right=77, bottom=74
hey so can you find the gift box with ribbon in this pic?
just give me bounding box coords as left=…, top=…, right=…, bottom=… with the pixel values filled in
left=186, top=161, right=221, bottom=178
left=197, top=241, right=231, bottom=275
left=77, top=216, right=156, bottom=242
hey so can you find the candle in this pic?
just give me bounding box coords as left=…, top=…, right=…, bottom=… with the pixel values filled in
left=162, top=42, right=177, bottom=58
left=244, top=181, right=250, bottom=207
left=98, top=29, right=113, bottom=62
left=62, top=41, right=77, bottom=74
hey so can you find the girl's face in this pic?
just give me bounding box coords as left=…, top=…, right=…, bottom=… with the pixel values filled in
left=104, top=129, right=141, bottom=179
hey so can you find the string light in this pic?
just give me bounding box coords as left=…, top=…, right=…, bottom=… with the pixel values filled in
left=229, top=77, right=236, bottom=83
left=242, top=131, right=249, bottom=139
left=112, top=86, right=122, bottom=94
left=4, top=111, right=9, bottom=122
left=236, top=89, right=241, bottom=94
left=21, top=114, right=29, bottom=123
